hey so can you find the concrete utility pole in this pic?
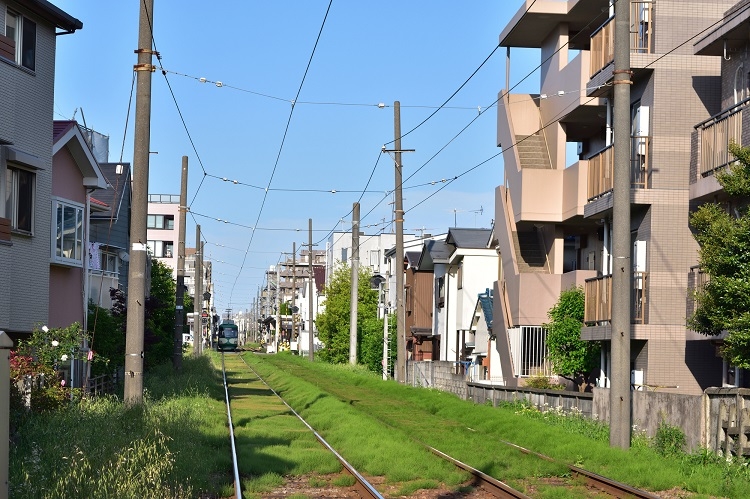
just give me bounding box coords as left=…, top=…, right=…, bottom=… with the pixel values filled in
left=173, top=156, right=188, bottom=370
left=382, top=272, right=389, bottom=380
left=349, top=203, right=360, bottom=365
left=292, top=242, right=297, bottom=343
left=610, top=0, right=632, bottom=449
left=276, top=266, right=282, bottom=352
left=393, top=101, right=406, bottom=382
left=308, top=218, right=315, bottom=361
left=124, top=0, right=155, bottom=405
left=195, top=225, right=203, bottom=356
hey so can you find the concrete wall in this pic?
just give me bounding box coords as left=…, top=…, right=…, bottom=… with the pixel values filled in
left=413, top=361, right=750, bottom=455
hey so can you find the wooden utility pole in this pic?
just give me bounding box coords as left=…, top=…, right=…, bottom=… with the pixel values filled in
left=308, top=218, right=315, bottom=361
left=349, top=203, right=360, bottom=365
left=124, top=0, right=155, bottom=405
left=173, top=156, right=188, bottom=370
left=610, top=0, right=632, bottom=449
left=194, top=225, right=203, bottom=356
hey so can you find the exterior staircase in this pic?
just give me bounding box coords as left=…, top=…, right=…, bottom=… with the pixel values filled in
left=514, top=231, right=548, bottom=273
left=515, top=134, right=552, bottom=169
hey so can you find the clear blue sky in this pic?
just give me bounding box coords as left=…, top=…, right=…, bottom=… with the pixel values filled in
left=52, top=1, right=540, bottom=314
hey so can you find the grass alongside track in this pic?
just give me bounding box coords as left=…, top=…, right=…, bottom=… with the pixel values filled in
left=249, top=352, right=750, bottom=499
left=10, top=350, right=750, bottom=498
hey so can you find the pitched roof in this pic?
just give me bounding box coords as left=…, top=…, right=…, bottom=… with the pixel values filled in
left=446, top=228, right=492, bottom=249
left=477, top=288, right=493, bottom=331
left=405, top=251, right=421, bottom=268
left=418, top=238, right=452, bottom=269
left=53, top=120, right=108, bottom=190
left=90, top=163, right=131, bottom=221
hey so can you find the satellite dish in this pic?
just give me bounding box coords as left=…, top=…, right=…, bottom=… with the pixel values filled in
left=292, top=306, right=299, bottom=313
left=118, top=250, right=130, bottom=262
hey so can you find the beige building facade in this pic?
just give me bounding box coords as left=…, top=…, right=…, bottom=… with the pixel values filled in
left=494, top=0, right=736, bottom=394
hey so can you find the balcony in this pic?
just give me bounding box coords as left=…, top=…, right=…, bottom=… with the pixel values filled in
left=590, top=1, right=654, bottom=77
left=587, top=136, right=651, bottom=201
left=696, top=100, right=746, bottom=178
left=584, top=271, right=648, bottom=326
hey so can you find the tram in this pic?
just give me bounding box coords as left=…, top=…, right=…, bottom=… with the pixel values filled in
left=217, top=321, right=239, bottom=351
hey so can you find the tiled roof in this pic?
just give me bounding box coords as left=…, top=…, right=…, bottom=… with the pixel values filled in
left=52, top=120, right=77, bottom=143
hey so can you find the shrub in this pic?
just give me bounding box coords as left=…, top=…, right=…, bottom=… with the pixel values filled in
left=654, top=419, right=686, bottom=457
left=524, top=374, right=565, bottom=390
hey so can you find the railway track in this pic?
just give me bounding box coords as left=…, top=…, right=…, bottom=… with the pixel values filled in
left=224, top=352, right=663, bottom=498
left=223, top=352, right=383, bottom=498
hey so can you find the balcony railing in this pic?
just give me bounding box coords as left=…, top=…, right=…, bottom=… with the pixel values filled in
left=584, top=271, right=648, bottom=326
left=590, top=1, right=654, bottom=77
left=587, top=136, right=651, bottom=201
left=687, top=266, right=709, bottom=317
left=697, top=101, right=745, bottom=178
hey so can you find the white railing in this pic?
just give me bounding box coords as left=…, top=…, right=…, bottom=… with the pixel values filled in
left=507, top=326, right=550, bottom=377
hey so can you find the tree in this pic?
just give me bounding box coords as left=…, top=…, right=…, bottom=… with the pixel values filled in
left=689, top=142, right=750, bottom=368
left=144, top=258, right=177, bottom=369
left=544, top=286, right=600, bottom=391
left=315, top=262, right=384, bottom=372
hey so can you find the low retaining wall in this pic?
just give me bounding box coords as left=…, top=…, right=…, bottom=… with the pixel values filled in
left=409, top=360, right=750, bottom=455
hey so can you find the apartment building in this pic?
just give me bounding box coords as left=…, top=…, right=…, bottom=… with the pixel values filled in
left=146, top=193, right=181, bottom=275
left=0, top=1, right=82, bottom=341
left=494, top=0, right=734, bottom=394
left=691, top=0, right=750, bottom=387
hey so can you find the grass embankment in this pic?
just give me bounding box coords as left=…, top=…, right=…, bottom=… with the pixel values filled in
left=11, top=351, right=750, bottom=498
left=249, top=352, right=750, bottom=499
left=10, top=355, right=233, bottom=498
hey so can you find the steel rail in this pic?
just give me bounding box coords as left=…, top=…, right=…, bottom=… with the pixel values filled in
left=221, top=353, right=243, bottom=498
left=425, top=445, right=531, bottom=498
left=499, top=439, right=661, bottom=499
left=237, top=355, right=383, bottom=499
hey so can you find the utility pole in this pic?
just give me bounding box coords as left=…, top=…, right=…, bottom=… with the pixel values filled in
left=124, top=0, right=155, bottom=405
left=349, top=203, right=360, bottom=365
left=194, top=225, right=203, bottom=356
left=382, top=271, right=390, bottom=380
left=610, top=0, right=632, bottom=449
left=292, top=242, right=297, bottom=345
left=308, top=218, right=315, bottom=361
left=173, top=156, right=188, bottom=370
left=393, top=101, right=406, bottom=382
left=276, top=265, right=281, bottom=353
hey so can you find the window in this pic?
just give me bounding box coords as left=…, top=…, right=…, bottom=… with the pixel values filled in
left=5, top=166, right=34, bottom=234
left=457, top=264, right=463, bottom=290
left=436, top=276, right=445, bottom=308
left=5, top=11, right=36, bottom=70
left=147, top=214, right=174, bottom=230
left=53, top=199, right=84, bottom=265
left=341, top=247, right=348, bottom=262
left=147, top=240, right=174, bottom=258
left=101, top=250, right=119, bottom=274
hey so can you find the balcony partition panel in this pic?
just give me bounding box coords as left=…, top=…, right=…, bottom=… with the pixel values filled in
left=590, top=1, right=653, bottom=77
left=584, top=271, right=648, bottom=325
left=698, top=104, right=744, bottom=178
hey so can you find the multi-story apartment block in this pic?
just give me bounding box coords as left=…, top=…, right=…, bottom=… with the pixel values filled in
left=494, top=0, right=734, bottom=394
left=146, top=193, right=181, bottom=275
left=691, top=0, right=750, bottom=387
left=1, top=1, right=81, bottom=341
left=325, top=230, right=418, bottom=287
